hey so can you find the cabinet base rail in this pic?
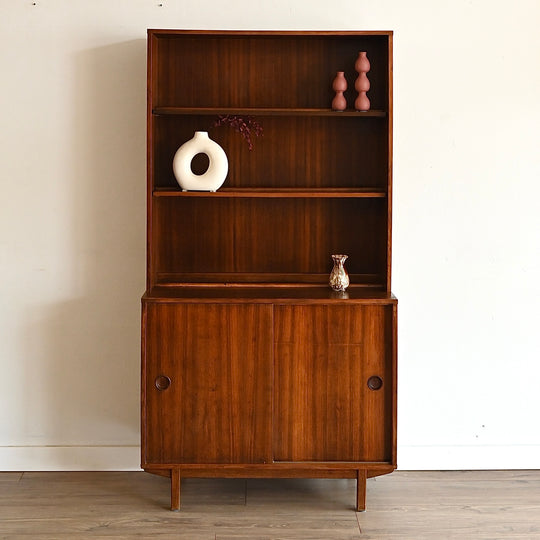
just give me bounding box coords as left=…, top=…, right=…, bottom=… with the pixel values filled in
left=143, top=463, right=395, bottom=512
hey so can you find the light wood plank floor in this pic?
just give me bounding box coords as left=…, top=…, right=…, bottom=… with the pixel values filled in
left=0, top=471, right=539, bottom=539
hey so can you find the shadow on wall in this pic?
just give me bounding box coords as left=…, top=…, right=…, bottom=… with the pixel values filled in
left=22, top=39, right=147, bottom=452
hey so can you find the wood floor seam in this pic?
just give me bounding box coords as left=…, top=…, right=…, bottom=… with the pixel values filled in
left=355, top=511, right=363, bottom=534
left=1, top=471, right=539, bottom=539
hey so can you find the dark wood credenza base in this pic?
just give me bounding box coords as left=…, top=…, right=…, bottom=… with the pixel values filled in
left=144, top=464, right=395, bottom=512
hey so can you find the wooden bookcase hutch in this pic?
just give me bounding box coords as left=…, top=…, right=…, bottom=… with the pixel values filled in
left=142, top=29, right=397, bottom=511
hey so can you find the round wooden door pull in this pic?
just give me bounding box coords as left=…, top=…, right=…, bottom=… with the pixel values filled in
left=155, top=375, right=171, bottom=391
left=367, top=376, right=383, bottom=391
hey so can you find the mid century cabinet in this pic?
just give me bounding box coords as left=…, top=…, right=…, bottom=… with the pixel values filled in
left=141, top=29, right=397, bottom=511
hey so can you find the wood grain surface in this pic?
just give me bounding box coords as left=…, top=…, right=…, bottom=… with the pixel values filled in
left=1, top=471, right=539, bottom=539
left=274, top=305, right=393, bottom=462
left=143, top=29, right=397, bottom=513
left=143, top=303, right=273, bottom=465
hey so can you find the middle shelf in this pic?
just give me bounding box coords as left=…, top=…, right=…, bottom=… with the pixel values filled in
left=152, top=112, right=390, bottom=191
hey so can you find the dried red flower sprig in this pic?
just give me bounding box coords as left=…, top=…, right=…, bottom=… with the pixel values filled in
left=212, top=115, right=263, bottom=150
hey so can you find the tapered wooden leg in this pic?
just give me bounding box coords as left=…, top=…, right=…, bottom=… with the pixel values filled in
left=356, top=469, right=367, bottom=512
left=171, top=469, right=181, bottom=511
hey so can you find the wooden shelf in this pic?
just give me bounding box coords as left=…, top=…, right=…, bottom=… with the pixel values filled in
left=145, top=285, right=396, bottom=303
left=155, top=271, right=385, bottom=286
left=153, top=107, right=387, bottom=117
left=153, top=187, right=387, bottom=198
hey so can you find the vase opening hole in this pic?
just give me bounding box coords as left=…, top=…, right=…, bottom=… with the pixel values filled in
left=190, top=152, right=210, bottom=176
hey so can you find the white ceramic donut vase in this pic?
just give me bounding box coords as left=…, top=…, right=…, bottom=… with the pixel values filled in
left=172, top=131, right=228, bottom=191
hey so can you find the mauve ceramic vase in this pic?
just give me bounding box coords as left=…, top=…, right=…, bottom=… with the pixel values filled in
left=354, top=52, right=371, bottom=111
left=355, top=51, right=370, bottom=73
left=331, top=71, right=347, bottom=111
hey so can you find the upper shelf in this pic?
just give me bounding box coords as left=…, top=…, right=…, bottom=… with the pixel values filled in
left=152, top=107, right=387, bottom=118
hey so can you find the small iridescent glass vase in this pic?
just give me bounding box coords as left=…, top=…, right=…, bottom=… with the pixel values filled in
left=329, top=254, right=349, bottom=291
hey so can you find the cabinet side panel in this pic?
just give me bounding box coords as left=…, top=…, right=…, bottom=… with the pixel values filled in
left=141, top=302, right=148, bottom=466
left=144, top=303, right=273, bottom=465
left=147, top=33, right=157, bottom=289
left=386, top=33, right=393, bottom=292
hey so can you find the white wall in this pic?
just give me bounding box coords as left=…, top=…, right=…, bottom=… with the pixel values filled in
left=1, top=0, right=538, bottom=471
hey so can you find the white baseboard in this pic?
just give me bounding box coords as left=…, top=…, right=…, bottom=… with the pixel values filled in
left=2, top=444, right=539, bottom=471
left=398, top=444, right=540, bottom=470
left=0, top=446, right=141, bottom=471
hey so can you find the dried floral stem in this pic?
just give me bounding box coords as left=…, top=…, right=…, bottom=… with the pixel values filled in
left=212, top=115, right=263, bottom=150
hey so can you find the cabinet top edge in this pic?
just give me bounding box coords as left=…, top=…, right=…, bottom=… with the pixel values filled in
left=147, top=29, right=393, bottom=38
left=142, top=287, right=397, bottom=304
